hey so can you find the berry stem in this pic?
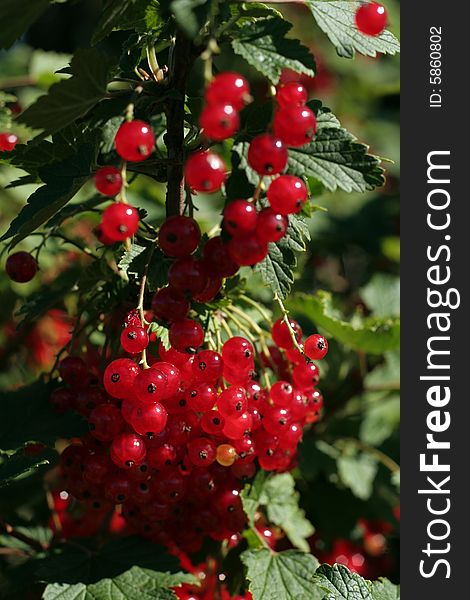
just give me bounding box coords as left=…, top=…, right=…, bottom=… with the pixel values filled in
left=239, top=294, right=273, bottom=326
left=146, top=42, right=165, bottom=82
left=274, top=292, right=305, bottom=357
left=136, top=245, right=156, bottom=369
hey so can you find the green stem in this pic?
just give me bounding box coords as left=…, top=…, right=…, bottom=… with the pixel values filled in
left=274, top=292, right=305, bottom=357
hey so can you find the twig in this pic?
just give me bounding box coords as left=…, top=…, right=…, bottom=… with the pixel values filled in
left=274, top=293, right=305, bottom=357
left=337, top=437, right=400, bottom=474
left=0, top=520, right=48, bottom=553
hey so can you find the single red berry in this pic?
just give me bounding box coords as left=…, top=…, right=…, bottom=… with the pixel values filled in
left=89, top=404, right=124, bottom=441
left=159, top=342, right=191, bottom=368
left=185, top=382, right=217, bottom=412
left=270, top=380, right=294, bottom=407
left=151, top=287, right=190, bottom=322
left=154, top=469, right=187, bottom=503
left=169, top=319, right=204, bottom=353
left=187, top=437, right=217, bottom=467
left=223, top=200, right=258, bottom=237
left=263, top=406, right=292, bottom=435
left=271, top=318, right=302, bottom=350
left=103, top=358, right=140, bottom=399
left=277, top=82, right=308, bottom=108
left=82, top=452, right=110, bottom=485
left=0, top=132, right=18, bottom=152
left=94, top=166, right=123, bottom=197
left=120, top=325, right=149, bottom=354
left=101, top=202, right=139, bottom=242
left=201, top=410, right=225, bottom=435
left=156, top=362, right=181, bottom=398
left=134, top=367, right=168, bottom=404
left=202, top=236, right=239, bottom=278
left=114, top=120, right=155, bottom=162
left=292, top=362, right=320, bottom=391
left=247, top=134, right=288, bottom=175
left=129, top=401, right=168, bottom=438
left=75, top=386, right=107, bottom=416
left=233, top=436, right=257, bottom=463
left=273, top=105, right=317, bottom=147
left=218, top=386, right=248, bottom=418
left=147, top=443, right=178, bottom=469
left=105, top=472, right=135, bottom=504
left=228, top=234, right=268, bottom=266
left=60, top=444, right=88, bottom=472
left=278, top=421, right=303, bottom=450
left=193, top=276, right=222, bottom=303
left=256, top=207, right=288, bottom=243
left=184, top=151, right=227, bottom=193
left=307, top=388, right=324, bottom=412
left=304, top=333, right=329, bottom=360
left=223, top=411, right=253, bottom=439
left=290, top=389, right=308, bottom=420
left=5, top=251, right=38, bottom=283
left=95, top=225, right=115, bottom=246
left=231, top=461, right=256, bottom=480
left=192, top=350, right=223, bottom=382
left=205, top=72, right=250, bottom=110
left=59, top=356, right=89, bottom=387
left=285, top=346, right=304, bottom=365
left=168, top=256, right=208, bottom=295
left=222, top=337, right=254, bottom=369
left=200, top=103, right=240, bottom=140
left=110, top=432, right=146, bottom=468
left=355, top=2, right=387, bottom=36
left=267, top=175, right=308, bottom=215
left=158, top=215, right=201, bottom=258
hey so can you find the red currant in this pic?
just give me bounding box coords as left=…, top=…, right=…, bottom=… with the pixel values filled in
left=185, top=383, right=217, bottom=412
left=101, top=202, right=139, bottom=242
left=304, top=333, right=328, bottom=360
left=159, top=342, right=191, bottom=368
left=278, top=422, right=303, bottom=450
left=110, top=432, right=146, bottom=468
left=59, top=356, right=89, bottom=387
left=355, top=2, right=387, bottom=36
left=256, top=207, right=288, bottom=243
left=292, top=362, right=320, bottom=390
left=200, top=103, right=240, bottom=140
left=184, top=151, right=227, bottom=193
left=192, top=350, right=223, bottom=382
left=105, top=472, right=135, bottom=504
left=154, top=469, right=187, bottom=503
left=216, top=444, right=237, bottom=467
left=202, top=236, right=239, bottom=278
left=103, top=358, right=140, bottom=399
left=50, top=387, right=76, bottom=412
left=223, top=200, right=257, bottom=237
left=187, top=437, right=217, bottom=467
left=218, top=386, right=248, bottom=418
left=147, top=443, right=178, bottom=469
left=228, top=234, right=268, bottom=266
left=231, top=460, right=256, bottom=480
left=247, top=134, right=288, bottom=175
left=223, top=411, right=253, bottom=439
left=151, top=287, right=190, bottom=322
left=5, top=251, right=38, bottom=283
left=277, top=82, right=308, bottom=108
left=120, top=325, right=149, bottom=354
left=193, top=276, right=222, bottom=303
left=271, top=317, right=302, bottom=350
left=114, top=120, right=154, bottom=162
left=222, top=337, right=254, bottom=369
left=94, top=166, right=123, bottom=196
left=156, top=362, right=181, bottom=398
left=168, top=256, right=208, bottom=295
left=134, top=367, right=168, bottom=403
left=0, top=132, right=18, bottom=152
left=129, top=401, right=168, bottom=438
left=270, top=380, right=294, bottom=407
left=267, top=175, right=308, bottom=215
left=263, top=406, right=292, bottom=435
left=158, top=215, right=201, bottom=258
left=273, top=105, right=317, bottom=147
left=205, top=72, right=250, bottom=110
left=201, top=410, right=225, bottom=435
left=89, top=404, right=124, bottom=441
left=233, top=436, right=256, bottom=463
left=82, top=452, right=110, bottom=485
left=169, top=319, right=204, bottom=353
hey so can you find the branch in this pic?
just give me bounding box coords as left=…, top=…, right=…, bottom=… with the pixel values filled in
left=0, top=520, right=48, bottom=553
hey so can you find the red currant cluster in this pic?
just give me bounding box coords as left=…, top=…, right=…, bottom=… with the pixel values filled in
left=355, top=2, right=387, bottom=37
left=52, top=308, right=328, bottom=551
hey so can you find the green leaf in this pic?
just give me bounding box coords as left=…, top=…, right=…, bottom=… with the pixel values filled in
left=0, top=448, right=57, bottom=487
left=92, top=0, right=162, bottom=44
left=364, top=352, right=400, bottom=391
left=359, top=394, right=400, bottom=446
left=17, top=49, right=113, bottom=134
left=241, top=471, right=314, bottom=552
left=0, top=0, right=50, bottom=49
left=0, top=381, right=86, bottom=453
left=337, top=450, right=378, bottom=500
left=241, top=548, right=321, bottom=600
left=170, top=0, right=211, bottom=39
left=287, top=291, right=400, bottom=354
left=360, top=274, right=400, bottom=317
left=1, top=141, right=97, bottom=246
left=232, top=17, right=316, bottom=84
left=42, top=566, right=197, bottom=600
left=369, top=579, right=400, bottom=600
left=313, top=564, right=373, bottom=599
left=306, top=1, right=400, bottom=59
left=118, top=244, right=147, bottom=275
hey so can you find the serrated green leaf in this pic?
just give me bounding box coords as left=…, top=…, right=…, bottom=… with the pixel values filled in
left=0, top=381, right=87, bottom=453
left=0, top=0, right=50, bottom=49
left=287, top=291, right=400, bottom=354
left=241, top=548, right=321, bottom=600
left=42, top=566, right=197, bottom=600
left=0, top=448, right=57, bottom=487
left=118, top=244, right=147, bottom=275
left=360, top=274, right=400, bottom=317
left=241, top=470, right=269, bottom=528
left=369, top=579, right=400, bottom=600
left=313, top=564, right=399, bottom=600
left=92, top=0, right=162, bottom=44
left=337, top=450, right=378, bottom=500
left=306, top=1, right=400, bottom=59
left=17, top=49, right=113, bottom=134
left=232, top=17, right=315, bottom=84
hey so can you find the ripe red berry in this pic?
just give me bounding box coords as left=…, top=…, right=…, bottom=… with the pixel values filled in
left=5, top=251, right=38, bottom=283
left=200, top=103, right=240, bottom=140
left=223, top=411, right=253, bottom=439
left=271, top=318, right=302, bottom=350
left=355, top=2, right=387, bottom=36
left=273, top=105, right=317, bottom=147
left=168, top=256, right=208, bottom=295
left=169, top=319, right=204, bottom=353
left=267, top=175, right=308, bottom=215
left=159, top=342, right=191, bottom=368
left=154, top=469, right=187, bottom=503
left=185, top=382, right=217, bottom=412
left=192, top=350, right=223, bottom=382
left=278, top=422, right=303, bottom=450
left=103, top=358, right=140, bottom=399
left=263, top=406, right=292, bottom=435
left=223, top=200, right=257, bottom=237
left=247, top=134, right=288, bottom=175
left=187, top=437, right=217, bottom=467
left=114, top=120, right=154, bottom=162
left=101, top=202, right=139, bottom=242
left=218, top=386, right=248, bottom=418
left=232, top=460, right=256, bottom=480
left=292, top=362, right=320, bottom=391
left=228, top=234, right=268, bottom=266
left=158, top=215, right=201, bottom=258
left=270, top=380, right=294, bottom=407
left=256, top=207, right=288, bottom=243
left=120, top=325, right=149, bottom=354
left=94, top=166, right=123, bottom=197
left=201, top=410, right=225, bottom=435
left=89, top=404, right=124, bottom=441
left=156, top=362, right=181, bottom=398
left=129, top=401, right=168, bottom=438
left=304, top=333, right=329, bottom=360
left=222, top=337, right=254, bottom=369
left=184, top=151, right=227, bottom=193
left=151, top=287, right=190, bottom=322
left=105, top=472, right=135, bottom=504
left=59, top=356, right=89, bottom=387
left=233, top=436, right=256, bottom=463
left=0, top=132, right=18, bottom=152
left=134, top=367, right=168, bottom=403
left=205, top=72, right=250, bottom=110
left=82, top=452, right=110, bottom=485
left=193, top=276, right=222, bottom=303
left=110, top=432, right=146, bottom=468
left=202, top=236, right=239, bottom=278
left=277, top=82, right=308, bottom=108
